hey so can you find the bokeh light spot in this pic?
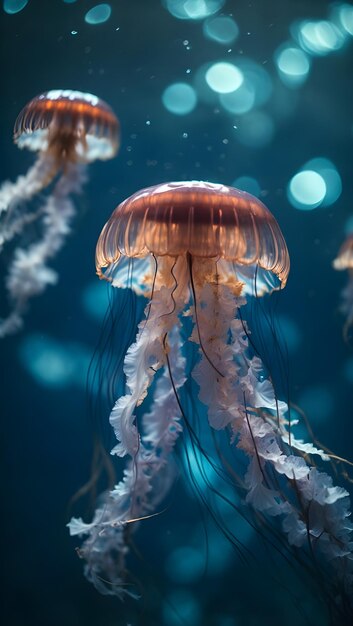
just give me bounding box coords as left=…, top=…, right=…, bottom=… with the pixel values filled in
left=288, top=158, right=341, bottom=210
left=294, top=19, right=346, bottom=55
left=205, top=62, right=243, bottom=94
left=288, top=170, right=326, bottom=210
left=19, top=334, right=90, bottom=389
left=238, top=58, right=273, bottom=107
left=203, top=16, right=239, bottom=44
left=336, top=3, right=353, bottom=36
left=162, top=82, right=197, bottom=115
left=219, top=80, right=255, bottom=114
left=275, top=45, right=310, bottom=86
left=303, top=157, right=342, bottom=207
left=3, top=0, right=28, bottom=14
left=163, top=0, right=225, bottom=20
left=162, top=83, right=197, bottom=115
left=194, top=57, right=271, bottom=107
left=84, top=3, right=111, bottom=25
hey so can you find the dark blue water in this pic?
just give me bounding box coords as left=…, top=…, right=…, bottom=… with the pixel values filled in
left=1, top=2, right=353, bottom=625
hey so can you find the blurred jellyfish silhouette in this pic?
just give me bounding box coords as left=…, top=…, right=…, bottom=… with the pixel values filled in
left=0, top=89, right=119, bottom=337
left=334, top=234, right=353, bottom=339
left=69, top=181, right=353, bottom=622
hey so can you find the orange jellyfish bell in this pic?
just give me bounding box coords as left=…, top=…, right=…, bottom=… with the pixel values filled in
left=14, top=89, right=120, bottom=165
left=96, top=180, right=289, bottom=295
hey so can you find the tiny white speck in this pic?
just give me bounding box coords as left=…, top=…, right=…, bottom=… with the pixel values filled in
left=182, top=132, right=188, bottom=139
left=71, top=30, right=78, bottom=35
left=186, top=68, right=191, bottom=74
left=146, top=120, right=151, bottom=126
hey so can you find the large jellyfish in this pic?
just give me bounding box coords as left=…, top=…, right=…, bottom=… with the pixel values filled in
left=0, top=89, right=119, bottom=337
left=333, top=234, right=353, bottom=339
left=69, top=181, right=353, bottom=622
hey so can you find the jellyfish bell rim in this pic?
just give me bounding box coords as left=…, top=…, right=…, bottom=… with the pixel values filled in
left=13, top=89, right=120, bottom=162
left=96, top=181, right=290, bottom=294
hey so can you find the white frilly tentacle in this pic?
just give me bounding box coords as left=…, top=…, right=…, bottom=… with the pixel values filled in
left=68, top=328, right=186, bottom=597
left=109, top=263, right=188, bottom=458
left=0, top=162, right=87, bottom=337
left=191, top=282, right=353, bottom=595
left=0, top=153, right=57, bottom=223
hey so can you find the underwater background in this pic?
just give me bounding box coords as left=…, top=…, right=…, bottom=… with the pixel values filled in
left=1, top=1, right=353, bottom=625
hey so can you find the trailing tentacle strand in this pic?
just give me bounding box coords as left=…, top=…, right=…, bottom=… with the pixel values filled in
left=68, top=327, right=186, bottom=597
left=191, top=277, right=353, bottom=607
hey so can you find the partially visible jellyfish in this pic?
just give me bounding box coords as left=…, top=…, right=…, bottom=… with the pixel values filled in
left=334, top=234, right=353, bottom=338
left=69, top=181, right=353, bottom=622
left=0, top=89, right=119, bottom=337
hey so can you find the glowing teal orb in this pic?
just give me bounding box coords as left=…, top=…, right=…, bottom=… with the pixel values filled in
left=84, top=3, right=111, bottom=25
left=293, top=19, right=346, bottom=56
left=3, top=0, right=28, bottom=14
left=205, top=62, right=243, bottom=94
left=203, top=16, right=239, bottom=44
left=162, top=82, right=197, bottom=115
left=275, top=45, right=310, bottom=86
left=220, top=80, right=255, bottom=114
left=163, top=0, right=225, bottom=20
left=288, top=170, right=326, bottom=210
left=19, top=334, right=90, bottom=389
left=303, top=157, right=342, bottom=207
left=336, top=3, right=353, bottom=36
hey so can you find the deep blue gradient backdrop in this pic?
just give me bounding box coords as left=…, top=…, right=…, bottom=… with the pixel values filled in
left=1, top=2, right=353, bottom=625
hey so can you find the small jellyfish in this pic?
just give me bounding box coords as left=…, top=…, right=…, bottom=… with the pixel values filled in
left=334, top=234, right=353, bottom=338
left=0, top=89, right=119, bottom=337
left=69, top=181, right=353, bottom=621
